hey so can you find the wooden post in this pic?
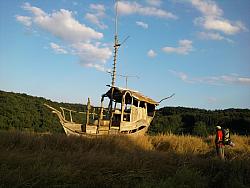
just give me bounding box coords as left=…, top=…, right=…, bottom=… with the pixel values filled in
left=61, top=107, right=65, bottom=119
left=92, top=108, right=95, bottom=119
left=98, top=102, right=103, bottom=127
left=70, top=110, right=73, bottom=122
left=86, top=98, right=90, bottom=125
left=114, top=102, right=117, bottom=111
left=130, top=97, right=133, bottom=122
left=121, top=94, right=125, bottom=122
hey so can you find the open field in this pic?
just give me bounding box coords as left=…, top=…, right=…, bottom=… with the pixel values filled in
left=0, top=131, right=249, bottom=187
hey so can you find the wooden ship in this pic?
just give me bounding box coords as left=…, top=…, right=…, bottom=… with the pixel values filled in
left=45, top=86, right=159, bottom=136
left=45, top=1, right=172, bottom=136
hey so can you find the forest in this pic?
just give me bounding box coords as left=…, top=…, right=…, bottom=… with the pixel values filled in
left=0, top=90, right=249, bottom=135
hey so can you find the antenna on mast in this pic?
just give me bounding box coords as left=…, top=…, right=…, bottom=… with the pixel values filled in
left=115, top=0, right=118, bottom=37
left=107, top=71, right=139, bottom=89
left=118, top=74, right=139, bottom=89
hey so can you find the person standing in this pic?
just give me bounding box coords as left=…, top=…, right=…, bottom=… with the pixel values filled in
left=215, top=126, right=225, bottom=160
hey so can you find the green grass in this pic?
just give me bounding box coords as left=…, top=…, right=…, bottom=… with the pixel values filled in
left=0, top=131, right=249, bottom=187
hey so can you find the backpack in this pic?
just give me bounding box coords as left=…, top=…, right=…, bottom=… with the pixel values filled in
left=223, top=128, right=230, bottom=145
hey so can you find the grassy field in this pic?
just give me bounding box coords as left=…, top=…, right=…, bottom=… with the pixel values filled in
left=0, top=131, right=249, bottom=187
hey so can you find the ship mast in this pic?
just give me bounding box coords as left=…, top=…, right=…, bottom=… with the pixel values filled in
left=111, top=0, right=120, bottom=87
left=109, top=0, right=120, bottom=118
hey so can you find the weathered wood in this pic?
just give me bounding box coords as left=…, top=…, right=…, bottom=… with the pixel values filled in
left=86, top=98, right=90, bottom=125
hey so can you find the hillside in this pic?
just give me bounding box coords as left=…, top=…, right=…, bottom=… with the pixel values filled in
left=0, top=90, right=250, bottom=135
left=0, top=90, right=87, bottom=133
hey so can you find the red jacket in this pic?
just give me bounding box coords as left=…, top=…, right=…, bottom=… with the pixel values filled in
left=215, top=130, right=224, bottom=145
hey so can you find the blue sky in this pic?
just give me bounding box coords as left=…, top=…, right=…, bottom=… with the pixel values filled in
left=0, top=0, right=250, bottom=109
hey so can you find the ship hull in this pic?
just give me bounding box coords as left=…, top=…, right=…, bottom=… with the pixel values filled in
left=59, top=120, right=150, bottom=136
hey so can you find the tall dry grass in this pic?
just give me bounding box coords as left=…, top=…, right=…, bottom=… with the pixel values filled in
left=150, top=133, right=209, bottom=154
left=0, top=130, right=249, bottom=187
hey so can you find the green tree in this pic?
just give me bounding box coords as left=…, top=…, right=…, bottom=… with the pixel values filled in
left=193, top=121, right=208, bottom=137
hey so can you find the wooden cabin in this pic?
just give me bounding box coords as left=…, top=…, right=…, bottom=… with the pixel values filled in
left=85, top=87, right=159, bottom=135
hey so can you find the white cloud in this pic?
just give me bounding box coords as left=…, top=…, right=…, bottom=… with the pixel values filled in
left=90, top=4, right=105, bottom=16
left=198, top=31, right=233, bottom=43
left=17, top=3, right=112, bottom=71
left=16, top=15, right=32, bottom=26
left=146, top=0, right=162, bottom=7
left=72, top=42, right=112, bottom=65
left=198, top=31, right=223, bottom=40
left=22, top=2, right=46, bottom=17
left=220, top=75, right=250, bottom=85
left=50, top=42, right=68, bottom=54
left=190, top=0, right=247, bottom=35
left=84, top=63, right=110, bottom=72
left=85, top=4, right=108, bottom=29
left=85, top=13, right=107, bottom=29
left=136, top=21, right=148, bottom=29
left=147, top=49, right=157, bottom=58
left=169, top=70, right=191, bottom=83
left=118, top=1, right=177, bottom=19
left=191, top=0, right=223, bottom=18
left=170, top=70, right=250, bottom=86
left=195, top=17, right=247, bottom=35
left=162, top=40, right=193, bottom=55
left=18, top=3, right=103, bottom=43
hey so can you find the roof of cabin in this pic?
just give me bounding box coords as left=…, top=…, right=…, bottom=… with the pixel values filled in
left=105, top=86, right=159, bottom=105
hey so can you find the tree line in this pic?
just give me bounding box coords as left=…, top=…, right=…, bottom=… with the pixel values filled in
left=0, top=90, right=249, bottom=135
left=148, top=107, right=250, bottom=136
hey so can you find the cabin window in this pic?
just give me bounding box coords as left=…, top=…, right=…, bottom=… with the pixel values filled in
left=101, top=96, right=111, bottom=120
left=112, top=113, right=121, bottom=127
left=123, top=92, right=132, bottom=122
left=112, top=101, right=122, bottom=126
left=147, top=103, right=155, bottom=117
left=114, top=102, right=121, bottom=112
left=125, top=92, right=132, bottom=104
left=133, top=98, right=138, bottom=107
left=139, top=101, right=145, bottom=108
left=125, top=103, right=131, bottom=111
left=123, top=103, right=131, bottom=122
